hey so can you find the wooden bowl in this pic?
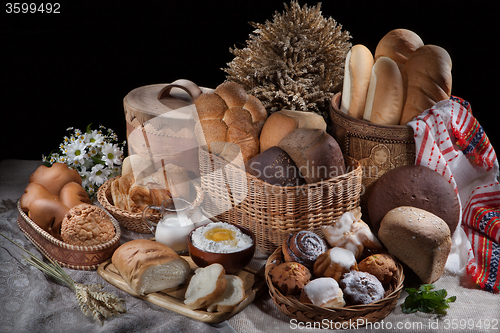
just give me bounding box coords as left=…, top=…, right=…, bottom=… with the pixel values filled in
left=187, top=223, right=256, bottom=274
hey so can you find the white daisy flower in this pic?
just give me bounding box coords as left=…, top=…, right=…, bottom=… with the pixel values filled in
left=85, top=130, right=105, bottom=148
left=101, top=143, right=123, bottom=167
left=65, top=141, right=87, bottom=163
left=90, top=164, right=111, bottom=186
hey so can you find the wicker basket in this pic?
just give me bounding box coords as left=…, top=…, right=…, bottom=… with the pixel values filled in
left=17, top=200, right=121, bottom=270
left=328, top=92, right=416, bottom=225
left=199, top=147, right=363, bottom=255
left=97, top=176, right=205, bottom=234
left=265, top=246, right=404, bottom=325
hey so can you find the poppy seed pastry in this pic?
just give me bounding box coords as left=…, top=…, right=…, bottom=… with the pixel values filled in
left=245, top=146, right=306, bottom=186
left=367, top=164, right=460, bottom=234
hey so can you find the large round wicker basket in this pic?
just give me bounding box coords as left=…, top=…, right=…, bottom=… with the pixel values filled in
left=97, top=176, right=205, bottom=234
left=199, top=147, right=363, bottom=255
left=265, top=246, right=404, bottom=326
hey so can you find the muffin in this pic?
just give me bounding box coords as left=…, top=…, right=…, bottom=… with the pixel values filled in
left=340, top=270, right=385, bottom=305
left=269, top=261, right=311, bottom=295
left=358, top=253, right=398, bottom=284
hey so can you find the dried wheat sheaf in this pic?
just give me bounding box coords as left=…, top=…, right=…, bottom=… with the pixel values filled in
left=223, top=0, right=352, bottom=120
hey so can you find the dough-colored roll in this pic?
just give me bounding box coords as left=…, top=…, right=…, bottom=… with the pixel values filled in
left=374, top=28, right=424, bottom=71
left=363, top=56, right=404, bottom=125
left=340, top=44, right=374, bottom=119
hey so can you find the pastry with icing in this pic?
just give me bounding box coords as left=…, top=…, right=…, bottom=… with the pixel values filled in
left=313, top=247, right=358, bottom=281
left=299, top=277, right=346, bottom=308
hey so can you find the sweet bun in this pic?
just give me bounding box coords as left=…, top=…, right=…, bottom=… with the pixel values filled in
left=194, top=81, right=268, bottom=162
left=20, top=182, right=59, bottom=212
left=29, top=163, right=82, bottom=195
left=358, top=253, right=398, bottom=284
left=299, top=277, right=346, bottom=308
left=59, top=182, right=92, bottom=209
left=245, top=146, right=306, bottom=186
left=363, top=56, right=404, bottom=125
left=269, top=261, right=312, bottom=295
left=374, top=28, right=424, bottom=71
left=399, top=44, right=452, bottom=125
left=282, top=231, right=328, bottom=269
left=278, top=128, right=345, bottom=183
left=259, top=110, right=327, bottom=152
left=60, top=203, right=116, bottom=246
left=367, top=164, right=460, bottom=234
left=340, top=44, right=374, bottom=119
left=378, top=206, right=451, bottom=284
left=28, top=198, right=69, bottom=239
left=340, top=270, right=385, bottom=305
left=313, top=247, right=358, bottom=281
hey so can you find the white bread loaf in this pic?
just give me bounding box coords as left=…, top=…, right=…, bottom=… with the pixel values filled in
left=194, top=81, right=268, bottom=162
left=340, top=44, right=374, bottom=119
left=363, top=56, right=404, bottom=125
left=399, top=45, right=452, bottom=125
left=111, top=239, right=191, bottom=295
left=378, top=206, right=451, bottom=284
left=206, top=275, right=245, bottom=312
left=259, top=110, right=327, bottom=152
left=184, top=263, right=228, bottom=310
left=374, top=28, right=424, bottom=71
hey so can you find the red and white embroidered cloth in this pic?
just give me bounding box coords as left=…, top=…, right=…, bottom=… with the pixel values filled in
left=408, top=96, right=500, bottom=293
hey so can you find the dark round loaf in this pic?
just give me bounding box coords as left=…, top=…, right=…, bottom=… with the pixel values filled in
left=367, top=164, right=460, bottom=234
left=244, top=146, right=306, bottom=186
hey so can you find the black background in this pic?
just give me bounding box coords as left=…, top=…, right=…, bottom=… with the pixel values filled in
left=2, top=0, right=499, bottom=162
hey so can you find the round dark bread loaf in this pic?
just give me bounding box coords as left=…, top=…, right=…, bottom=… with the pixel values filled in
left=367, top=164, right=460, bottom=234
left=245, top=146, right=306, bottom=186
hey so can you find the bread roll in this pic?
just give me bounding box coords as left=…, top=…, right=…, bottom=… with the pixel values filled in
left=278, top=128, right=345, bottom=183
left=340, top=44, right=374, bottom=119
left=378, top=206, right=451, bottom=283
left=58, top=182, right=92, bottom=209
left=29, top=163, right=82, bottom=195
left=399, top=45, right=452, bottom=125
left=112, top=239, right=191, bottom=295
left=259, top=110, right=327, bottom=152
left=194, top=81, right=268, bottom=162
left=184, top=263, right=227, bottom=310
left=20, top=182, right=59, bottom=212
left=363, top=56, right=404, bottom=125
left=299, top=277, right=346, bottom=308
left=206, top=275, right=245, bottom=312
left=374, top=28, right=424, bottom=71
left=28, top=198, right=69, bottom=239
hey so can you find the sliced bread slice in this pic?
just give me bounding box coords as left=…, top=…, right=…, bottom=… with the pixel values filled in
left=184, top=263, right=227, bottom=309
left=207, top=275, right=245, bottom=312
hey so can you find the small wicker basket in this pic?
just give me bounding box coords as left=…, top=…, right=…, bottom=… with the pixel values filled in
left=199, top=147, right=363, bottom=255
left=265, top=246, right=404, bottom=325
left=17, top=200, right=121, bottom=270
left=97, top=176, right=205, bottom=234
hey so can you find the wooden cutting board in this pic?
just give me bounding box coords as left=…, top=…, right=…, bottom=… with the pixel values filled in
left=97, top=255, right=267, bottom=324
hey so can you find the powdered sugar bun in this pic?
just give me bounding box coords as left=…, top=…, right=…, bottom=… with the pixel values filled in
left=282, top=230, right=328, bottom=269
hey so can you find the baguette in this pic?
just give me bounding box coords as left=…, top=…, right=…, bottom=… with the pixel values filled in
left=399, top=45, right=452, bottom=125
left=363, top=56, right=404, bottom=125
left=112, top=239, right=191, bottom=295
left=184, top=263, right=228, bottom=310
left=340, top=44, right=374, bottom=119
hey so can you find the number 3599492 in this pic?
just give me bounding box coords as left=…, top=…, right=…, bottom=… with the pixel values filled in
left=6, top=3, right=60, bottom=14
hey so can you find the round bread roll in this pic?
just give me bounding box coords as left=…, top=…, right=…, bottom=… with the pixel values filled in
left=259, top=110, right=327, bottom=152
left=399, top=45, right=452, bottom=125
left=28, top=198, right=69, bottom=239
left=29, top=163, right=82, bottom=195
left=20, top=182, right=59, bottom=213
left=363, top=56, right=404, bottom=125
left=378, top=206, right=451, bottom=284
left=374, top=28, right=424, bottom=71
left=367, top=164, right=460, bottom=234
left=194, top=81, right=268, bottom=162
left=340, top=44, right=374, bottom=120
left=58, top=182, right=92, bottom=209
left=278, top=128, right=345, bottom=183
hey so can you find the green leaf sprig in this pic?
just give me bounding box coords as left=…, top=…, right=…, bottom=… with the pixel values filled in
left=402, top=284, right=456, bottom=315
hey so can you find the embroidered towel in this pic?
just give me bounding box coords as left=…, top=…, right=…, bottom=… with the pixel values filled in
left=408, top=96, right=499, bottom=292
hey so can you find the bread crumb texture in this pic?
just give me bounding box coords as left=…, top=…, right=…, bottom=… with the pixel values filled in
left=61, top=204, right=115, bottom=246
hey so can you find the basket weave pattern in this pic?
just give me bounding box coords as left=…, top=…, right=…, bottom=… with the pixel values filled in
left=199, top=148, right=363, bottom=255
left=265, top=246, right=404, bottom=325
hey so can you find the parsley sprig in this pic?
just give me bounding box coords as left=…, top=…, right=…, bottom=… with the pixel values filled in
left=402, top=284, right=456, bottom=315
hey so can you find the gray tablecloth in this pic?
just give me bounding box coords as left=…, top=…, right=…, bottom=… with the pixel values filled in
left=1, top=159, right=499, bottom=333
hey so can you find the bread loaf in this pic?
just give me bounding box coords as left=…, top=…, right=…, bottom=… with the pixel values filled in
left=278, top=128, right=345, bottom=183
left=206, top=275, right=245, bottom=312
left=340, top=44, right=374, bottom=119
left=194, top=81, right=268, bottom=162
left=184, top=263, right=227, bottom=310
left=363, top=56, right=404, bottom=125
left=259, top=110, right=326, bottom=152
left=112, top=239, right=191, bottom=295
left=374, top=28, right=424, bottom=71
left=399, top=45, right=452, bottom=125
left=378, top=206, right=451, bottom=283
left=28, top=163, right=82, bottom=195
